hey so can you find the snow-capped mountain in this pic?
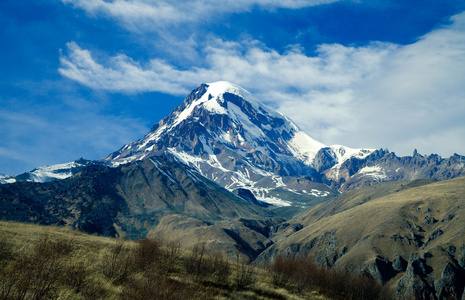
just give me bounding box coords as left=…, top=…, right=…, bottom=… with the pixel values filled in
left=102, top=81, right=370, bottom=207
left=2, top=81, right=464, bottom=214
left=0, top=158, right=97, bottom=184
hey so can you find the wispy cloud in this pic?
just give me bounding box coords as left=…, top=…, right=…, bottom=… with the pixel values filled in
left=61, top=0, right=339, bottom=32
left=59, top=39, right=394, bottom=95
left=59, top=42, right=203, bottom=95
left=59, top=11, right=465, bottom=157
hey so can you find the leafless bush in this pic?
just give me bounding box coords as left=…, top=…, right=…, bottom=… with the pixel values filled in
left=209, top=251, right=231, bottom=285
left=131, top=238, right=163, bottom=271
left=269, top=254, right=295, bottom=287
left=184, top=242, right=211, bottom=281
left=79, top=279, right=109, bottom=300
left=160, top=239, right=182, bottom=275
left=0, top=237, right=13, bottom=262
left=268, top=254, right=389, bottom=299
left=234, top=249, right=256, bottom=290
left=0, top=234, right=76, bottom=300
left=62, top=260, right=89, bottom=293
left=102, top=238, right=131, bottom=283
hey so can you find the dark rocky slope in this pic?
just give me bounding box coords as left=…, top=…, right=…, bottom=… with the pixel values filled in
left=0, top=156, right=280, bottom=260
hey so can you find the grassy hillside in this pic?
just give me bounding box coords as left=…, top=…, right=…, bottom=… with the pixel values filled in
left=0, top=221, right=337, bottom=300
left=260, top=176, right=465, bottom=299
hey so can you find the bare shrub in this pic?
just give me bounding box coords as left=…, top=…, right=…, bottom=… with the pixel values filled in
left=160, top=239, right=182, bottom=275
left=28, top=235, right=75, bottom=300
left=131, top=238, right=163, bottom=271
left=0, top=234, right=75, bottom=300
left=0, top=236, right=13, bottom=262
left=101, top=238, right=131, bottom=283
left=234, top=250, right=255, bottom=290
left=79, top=279, right=108, bottom=300
left=62, top=261, right=89, bottom=293
left=209, top=251, right=231, bottom=285
left=234, top=261, right=255, bottom=289
left=269, top=254, right=296, bottom=287
left=0, top=256, right=31, bottom=300
left=0, top=237, right=15, bottom=299
left=127, top=236, right=182, bottom=276
left=184, top=242, right=210, bottom=281
left=267, top=254, right=390, bottom=299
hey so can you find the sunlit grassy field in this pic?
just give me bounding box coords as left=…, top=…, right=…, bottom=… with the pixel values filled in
left=0, top=221, right=336, bottom=300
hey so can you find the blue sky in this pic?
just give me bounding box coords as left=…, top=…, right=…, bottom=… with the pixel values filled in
left=1, top=0, right=465, bottom=175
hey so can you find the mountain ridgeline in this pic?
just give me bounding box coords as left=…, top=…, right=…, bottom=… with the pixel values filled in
left=4, top=82, right=464, bottom=206
left=102, top=81, right=464, bottom=198
left=1, top=81, right=465, bottom=299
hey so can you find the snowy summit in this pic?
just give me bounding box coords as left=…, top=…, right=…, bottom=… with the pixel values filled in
left=101, top=81, right=372, bottom=205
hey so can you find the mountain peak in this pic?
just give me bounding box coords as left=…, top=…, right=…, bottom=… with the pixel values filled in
left=101, top=82, right=373, bottom=205
left=177, top=81, right=281, bottom=121
left=205, top=81, right=251, bottom=100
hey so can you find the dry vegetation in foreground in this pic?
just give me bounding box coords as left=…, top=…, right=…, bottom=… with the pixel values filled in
left=1, top=221, right=390, bottom=299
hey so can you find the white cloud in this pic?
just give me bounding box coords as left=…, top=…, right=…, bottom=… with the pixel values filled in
left=340, top=11, right=465, bottom=155
left=59, top=42, right=202, bottom=94
left=59, top=39, right=394, bottom=95
left=58, top=11, right=465, bottom=157
left=61, top=0, right=338, bottom=32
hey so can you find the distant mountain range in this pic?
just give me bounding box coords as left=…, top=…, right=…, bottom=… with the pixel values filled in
left=2, top=81, right=465, bottom=298
left=3, top=81, right=464, bottom=209
left=0, top=158, right=97, bottom=184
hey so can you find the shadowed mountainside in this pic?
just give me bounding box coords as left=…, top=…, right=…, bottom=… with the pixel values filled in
left=0, top=157, right=281, bottom=260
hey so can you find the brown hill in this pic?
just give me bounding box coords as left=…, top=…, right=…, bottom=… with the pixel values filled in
left=259, top=176, right=465, bottom=299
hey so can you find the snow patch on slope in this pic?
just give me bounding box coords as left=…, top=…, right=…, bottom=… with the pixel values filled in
left=28, top=161, right=92, bottom=182
left=330, top=145, right=373, bottom=165
left=0, top=174, right=15, bottom=184
left=1, top=160, right=94, bottom=184
left=358, top=165, right=387, bottom=181
left=150, top=158, right=180, bottom=186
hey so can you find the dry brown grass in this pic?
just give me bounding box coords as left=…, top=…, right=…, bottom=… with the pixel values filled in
left=263, top=176, right=465, bottom=296
left=0, top=221, right=330, bottom=300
